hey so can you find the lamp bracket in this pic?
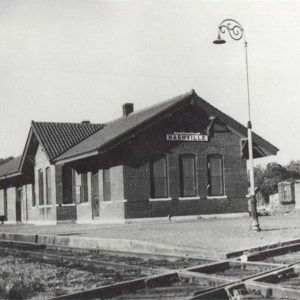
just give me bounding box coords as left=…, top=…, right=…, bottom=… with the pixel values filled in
left=218, top=19, right=245, bottom=41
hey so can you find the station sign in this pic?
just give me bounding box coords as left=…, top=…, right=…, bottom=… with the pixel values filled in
left=166, top=132, right=208, bottom=142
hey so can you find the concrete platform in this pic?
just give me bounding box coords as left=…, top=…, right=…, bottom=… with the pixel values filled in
left=0, top=214, right=300, bottom=259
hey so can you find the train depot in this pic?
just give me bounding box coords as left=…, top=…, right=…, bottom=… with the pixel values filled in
left=0, top=90, right=278, bottom=224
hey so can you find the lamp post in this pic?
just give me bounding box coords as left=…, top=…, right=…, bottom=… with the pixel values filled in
left=213, top=19, right=260, bottom=231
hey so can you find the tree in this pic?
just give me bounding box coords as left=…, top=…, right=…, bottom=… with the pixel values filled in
left=254, top=162, right=289, bottom=200
left=285, top=160, right=300, bottom=179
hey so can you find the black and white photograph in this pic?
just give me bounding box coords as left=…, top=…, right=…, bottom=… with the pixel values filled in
left=0, top=0, right=300, bottom=299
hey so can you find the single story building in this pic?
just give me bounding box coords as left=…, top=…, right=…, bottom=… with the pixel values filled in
left=0, top=90, right=278, bottom=224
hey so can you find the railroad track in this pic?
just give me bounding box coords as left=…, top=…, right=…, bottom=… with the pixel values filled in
left=0, top=238, right=300, bottom=299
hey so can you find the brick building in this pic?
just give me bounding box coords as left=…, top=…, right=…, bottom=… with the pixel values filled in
left=0, top=90, right=278, bottom=224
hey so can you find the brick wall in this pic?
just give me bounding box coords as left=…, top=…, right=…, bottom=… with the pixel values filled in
left=123, top=106, right=248, bottom=219
left=56, top=205, right=77, bottom=222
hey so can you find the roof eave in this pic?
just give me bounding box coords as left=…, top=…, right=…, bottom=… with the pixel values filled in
left=0, top=172, right=23, bottom=181
left=192, top=95, right=278, bottom=157
left=54, top=150, right=99, bottom=164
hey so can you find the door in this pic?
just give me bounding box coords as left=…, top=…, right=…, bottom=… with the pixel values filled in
left=16, top=187, right=22, bottom=222
left=91, top=171, right=100, bottom=218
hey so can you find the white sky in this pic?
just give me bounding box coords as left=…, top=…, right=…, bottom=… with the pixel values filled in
left=0, top=0, right=299, bottom=166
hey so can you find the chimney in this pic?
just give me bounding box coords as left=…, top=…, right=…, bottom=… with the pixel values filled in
left=81, top=120, right=90, bottom=125
left=122, top=103, right=134, bottom=117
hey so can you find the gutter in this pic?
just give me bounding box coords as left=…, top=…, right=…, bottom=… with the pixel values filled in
left=0, top=172, right=22, bottom=181
left=54, top=150, right=99, bottom=165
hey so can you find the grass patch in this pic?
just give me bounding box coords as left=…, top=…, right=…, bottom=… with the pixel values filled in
left=0, top=254, right=143, bottom=299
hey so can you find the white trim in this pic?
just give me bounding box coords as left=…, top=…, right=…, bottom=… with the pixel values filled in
left=77, top=202, right=89, bottom=206
left=55, top=203, right=76, bottom=207
left=101, top=199, right=127, bottom=205
left=43, top=205, right=53, bottom=208
left=149, top=197, right=172, bottom=202
left=125, top=212, right=249, bottom=223
left=178, top=196, right=200, bottom=200
left=207, top=195, right=227, bottom=199
left=32, top=220, right=57, bottom=225
left=76, top=219, right=125, bottom=224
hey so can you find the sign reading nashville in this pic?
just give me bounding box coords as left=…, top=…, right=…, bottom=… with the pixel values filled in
left=166, top=132, right=208, bottom=142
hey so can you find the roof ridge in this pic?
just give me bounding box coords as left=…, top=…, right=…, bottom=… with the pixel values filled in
left=32, top=121, right=104, bottom=126
left=105, top=89, right=195, bottom=125
left=55, top=89, right=196, bottom=162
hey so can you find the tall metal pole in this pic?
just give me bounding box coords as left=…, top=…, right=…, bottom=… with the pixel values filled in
left=213, top=19, right=260, bottom=231
left=244, top=41, right=260, bottom=231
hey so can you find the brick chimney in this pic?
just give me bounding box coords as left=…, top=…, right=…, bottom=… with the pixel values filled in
left=122, top=103, right=134, bottom=117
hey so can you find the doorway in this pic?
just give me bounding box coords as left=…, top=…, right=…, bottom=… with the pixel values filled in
left=91, top=171, right=100, bottom=218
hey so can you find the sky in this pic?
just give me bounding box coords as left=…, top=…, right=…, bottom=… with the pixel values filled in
left=0, top=0, right=299, bottom=166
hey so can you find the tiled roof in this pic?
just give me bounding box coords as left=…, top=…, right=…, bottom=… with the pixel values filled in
left=0, top=156, right=22, bottom=178
left=56, top=90, right=196, bottom=161
left=32, top=121, right=104, bottom=161
left=55, top=89, right=278, bottom=162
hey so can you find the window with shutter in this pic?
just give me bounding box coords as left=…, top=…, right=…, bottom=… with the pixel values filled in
left=38, top=169, right=44, bottom=205
left=179, top=155, right=197, bottom=197
left=150, top=156, right=168, bottom=198
left=207, top=155, right=224, bottom=196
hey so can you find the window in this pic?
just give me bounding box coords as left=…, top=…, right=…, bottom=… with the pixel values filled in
left=38, top=169, right=44, bottom=205
left=4, top=189, right=7, bottom=220
left=32, top=184, right=36, bottom=207
left=80, top=173, right=88, bottom=203
left=46, top=167, right=51, bottom=205
left=0, top=189, right=6, bottom=217
left=62, top=167, right=74, bottom=204
left=207, top=155, right=224, bottom=196
left=179, top=155, right=197, bottom=197
left=283, top=185, right=291, bottom=201
left=150, top=156, right=168, bottom=198
left=103, top=169, right=111, bottom=201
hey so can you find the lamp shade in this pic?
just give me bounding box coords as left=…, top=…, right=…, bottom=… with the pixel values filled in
left=213, top=33, right=226, bottom=44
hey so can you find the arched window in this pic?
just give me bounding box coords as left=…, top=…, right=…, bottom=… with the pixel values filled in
left=179, top=154, right=197, bottom=197
left=46, top=167, right=51, bottom=205
left=38, top=169, right=44, bottom=205
left=207, top=154, right=224, bottom=196
left=150, top=156, right=168, bottom=198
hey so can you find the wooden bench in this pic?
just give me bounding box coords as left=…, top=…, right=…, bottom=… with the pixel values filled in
left=0, top=216, right=5, bottom=224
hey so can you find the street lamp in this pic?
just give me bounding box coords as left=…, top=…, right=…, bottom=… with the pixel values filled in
left=213, top=19, right=260, bottom=232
